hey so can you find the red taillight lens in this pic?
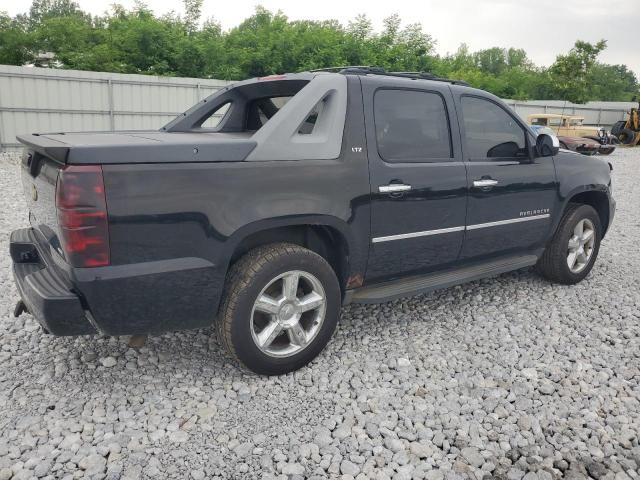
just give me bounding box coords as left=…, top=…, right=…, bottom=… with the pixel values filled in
left=55, top=165, right=110, bottom=268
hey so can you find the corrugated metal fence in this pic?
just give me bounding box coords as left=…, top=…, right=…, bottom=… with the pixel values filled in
left=0, top=64, right=636, bottom=152
left=503, top=99, right=636, bottom=128
left=0, top=65, right=230, bottom=151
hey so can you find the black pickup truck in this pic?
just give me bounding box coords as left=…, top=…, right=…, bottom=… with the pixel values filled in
left=10, top=68, right=615, bottom=375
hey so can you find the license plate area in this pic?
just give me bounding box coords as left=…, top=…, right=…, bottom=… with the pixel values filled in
left=10, top=242, right=41, bottom=264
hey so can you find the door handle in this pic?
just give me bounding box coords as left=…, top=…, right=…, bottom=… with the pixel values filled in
left=379, top=184, right=412, bottom=193
left=473, top=179, right=499, bottom=188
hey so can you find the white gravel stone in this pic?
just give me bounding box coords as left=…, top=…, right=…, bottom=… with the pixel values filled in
left=340, top=459, right=360, bottom=476
left=78, top=454, right=107, bottom=470
left=396, top=358, right=411, bottom=369
left=99, top=356, right=117, bottom=367
left=168, top=431, right=188, bottom=443
left=1, top=148, right=640, bottom=478
left=460, top=447, right=483, bottom=468
left=281, top=463, right=305, bottom=475
left=190, top=469, right=205, bottom=480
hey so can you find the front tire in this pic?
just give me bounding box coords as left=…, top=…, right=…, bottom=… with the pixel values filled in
left=218, top=243, right=341, bottom=375
left=536, top=204, right=601, bottom=285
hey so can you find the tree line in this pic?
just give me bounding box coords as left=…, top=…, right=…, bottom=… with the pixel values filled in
left=1, top=0, right=638, bottom=103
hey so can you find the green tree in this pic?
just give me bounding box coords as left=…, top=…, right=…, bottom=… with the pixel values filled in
left=105, top=5, right=184, bottom=75
left=25, top=0, right=87, bottom=26
left=474, top=47, right=508, bottom=76
left=183, top=0, right=203, bottom=32
left=0, top=13, right=34, bottom=65
left=1, top=1, right=637, bottom=103
left=549, top=40, right=608, bottom=103
left=588, top=64, right=638, bottom=101
left=347, top=14, right=372, bottom=40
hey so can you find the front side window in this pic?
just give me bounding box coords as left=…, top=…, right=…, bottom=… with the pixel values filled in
left=374, top=89, right=452, bottom=162
left=461, top=96, right=527, bottom=159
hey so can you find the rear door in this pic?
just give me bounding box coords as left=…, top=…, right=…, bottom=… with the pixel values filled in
left=455, top=93, right=558, bottom=260
left=363, top=78, right=468, bottom=282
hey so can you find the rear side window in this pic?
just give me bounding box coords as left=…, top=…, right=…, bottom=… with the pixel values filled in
left=374, top=89, right=452, bottom=162
left=461, top=96, right=527, bottom=160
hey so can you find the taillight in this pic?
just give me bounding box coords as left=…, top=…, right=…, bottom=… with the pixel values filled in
left=55, top=165, right=110, bottom=268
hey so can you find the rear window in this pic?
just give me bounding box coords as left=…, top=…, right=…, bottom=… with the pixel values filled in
left=246, top=96, right=292, bottom=131
left=246, top=95, right=326, bottom=134
left=374, top=89, right=452, bottom=162
left=182, top=78, right=310, bottom=133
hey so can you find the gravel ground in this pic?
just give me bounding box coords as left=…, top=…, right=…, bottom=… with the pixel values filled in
left=0, top=148, right=639, bottom=480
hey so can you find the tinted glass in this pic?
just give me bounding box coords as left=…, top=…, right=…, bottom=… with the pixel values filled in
left=247, top=96, right=292, bottom=131
left=374, top=89, right=451, bottom=162
left=298, top=98, right=325, bottom=135
left=461, top=96, right=527, bottom=159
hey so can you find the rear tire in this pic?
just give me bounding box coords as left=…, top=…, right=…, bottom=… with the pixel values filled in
left=217, top=243, right=341, bottom=375
left=536, top=204, right=601, bottom=285
left=598, top=147, right=615, bottom=155
left=610, top=120, right=625, bottom=136
left=618, top=128, right=636, bottom=145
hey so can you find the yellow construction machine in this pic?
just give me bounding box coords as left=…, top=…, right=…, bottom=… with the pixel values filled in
left=611, top=101, right=640, bottom=146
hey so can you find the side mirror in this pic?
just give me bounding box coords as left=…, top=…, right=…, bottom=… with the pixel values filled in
left=535, top=133, right=559, bottom=157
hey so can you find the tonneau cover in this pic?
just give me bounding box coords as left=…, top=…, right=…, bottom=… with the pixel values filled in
left=16, top=131, right=257, bottom=164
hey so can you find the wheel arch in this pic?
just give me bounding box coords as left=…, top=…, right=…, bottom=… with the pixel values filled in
left=565, top=188, right=611, bottom=237
left=224, top=216, right=358, bottom=295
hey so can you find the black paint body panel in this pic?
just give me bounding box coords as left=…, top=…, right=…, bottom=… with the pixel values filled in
left=10, top=73, right=615, bottom=336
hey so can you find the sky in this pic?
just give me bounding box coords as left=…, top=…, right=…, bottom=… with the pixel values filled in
left=2, top=0, right=639, bottom=76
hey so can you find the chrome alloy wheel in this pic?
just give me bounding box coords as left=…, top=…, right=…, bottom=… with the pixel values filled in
left=250, top=270, right=326, bottom=357
left=567, top=218, right=596, bottom=274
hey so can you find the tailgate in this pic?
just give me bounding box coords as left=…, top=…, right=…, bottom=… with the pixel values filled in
left=19, top=146, right=67, bottom=259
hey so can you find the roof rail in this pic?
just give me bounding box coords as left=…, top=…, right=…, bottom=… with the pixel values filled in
left=307, top=66, right=468, bottom=86
left=309, top=66, right=373, bottom=73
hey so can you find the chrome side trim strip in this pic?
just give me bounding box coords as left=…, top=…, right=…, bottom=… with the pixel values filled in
left=466, top=213, right=550, bottom=231
left=371, top=226, right=465, bottom=243
left=371, top=214, right=551, bottom=243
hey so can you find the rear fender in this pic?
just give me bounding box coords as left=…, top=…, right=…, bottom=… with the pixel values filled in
left=221, top=215, right=365, bottom=288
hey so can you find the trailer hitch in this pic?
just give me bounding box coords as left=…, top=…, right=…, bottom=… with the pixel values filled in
left=13, top=300, right=28, bottom=317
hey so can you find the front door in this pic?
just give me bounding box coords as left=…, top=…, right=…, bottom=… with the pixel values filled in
left=456, top=94, right=558, bottom=260
left=363, top=79, right=468, bottom=282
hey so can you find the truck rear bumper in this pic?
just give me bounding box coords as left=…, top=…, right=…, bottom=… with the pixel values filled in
left=10, top=227, right=222, bottom=337
left=10, top=228, right=97, bottom=335
left=73, top=257, right=221, bottom=336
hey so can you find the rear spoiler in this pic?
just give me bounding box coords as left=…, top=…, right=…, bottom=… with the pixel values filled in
left=16, top=134, right=70, bottom=163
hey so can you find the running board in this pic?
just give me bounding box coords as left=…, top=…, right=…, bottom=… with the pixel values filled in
left=349, top=255, right=538, bottom=304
